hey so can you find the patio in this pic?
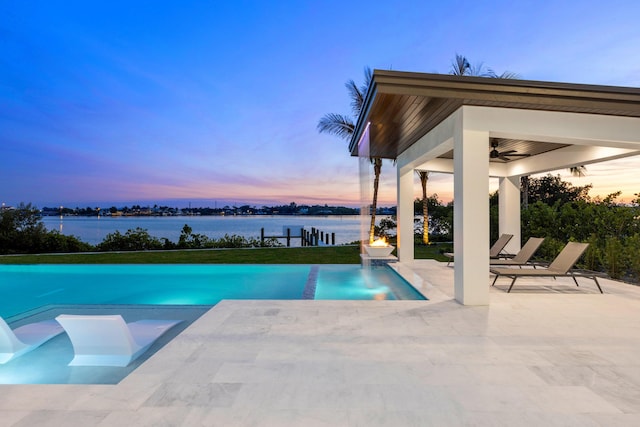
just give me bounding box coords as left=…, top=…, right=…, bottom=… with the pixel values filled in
left=1, top=260, right=639, bottom=426
left=350, top=70, right=640, bottom=305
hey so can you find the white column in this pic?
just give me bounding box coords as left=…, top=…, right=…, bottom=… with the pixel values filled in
left=453, top=128, right=490, bottom=305
left=396, top=165, right=415, bottom=262
left=498, top=176, right=521, bottom=254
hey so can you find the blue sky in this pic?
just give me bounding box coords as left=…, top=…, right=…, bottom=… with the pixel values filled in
left=2, top=0, right=639, bottom=208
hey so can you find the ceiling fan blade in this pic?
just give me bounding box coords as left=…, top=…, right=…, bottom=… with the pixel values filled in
left=498, top=153, right=531, bottom=161
left=488, top=143, right=531, bottom=161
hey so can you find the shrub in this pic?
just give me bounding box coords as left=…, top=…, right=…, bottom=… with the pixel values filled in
left=0, top=203, right=95, bottom=254
left=602, top=236, right=625, bottom=279
left=41, top=232, right=93, bottom=253
left=625, top=233, right=640, bottom=280
left=97, top=228, right=164, bottom=251
left=177, top=224, right=213, bottom=249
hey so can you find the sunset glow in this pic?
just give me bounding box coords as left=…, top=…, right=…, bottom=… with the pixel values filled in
left=2, top=1, right=639, bottom=208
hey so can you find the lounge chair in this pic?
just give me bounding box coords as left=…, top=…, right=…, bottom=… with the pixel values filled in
left=445, top=233, right=514, bottom=266
left=490, top=242, right=603, bottom=293
left=489, top=237, right=544, bottom=267
left=55, top=314, right=181, bottom=367
left=0, top=317, right=64, bottom=364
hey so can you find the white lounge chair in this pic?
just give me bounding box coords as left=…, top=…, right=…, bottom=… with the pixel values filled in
left=55, top=314, right=181, bottom=367
left=0, top=317, right=64, bottom=364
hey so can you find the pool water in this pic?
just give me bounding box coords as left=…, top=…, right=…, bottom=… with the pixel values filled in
left=0, top=264, right=425, bottom=318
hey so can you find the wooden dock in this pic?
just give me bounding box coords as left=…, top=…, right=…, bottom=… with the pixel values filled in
left=260, top=227, right=336, bottom=247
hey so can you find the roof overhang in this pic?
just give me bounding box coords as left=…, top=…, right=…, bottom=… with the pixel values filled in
left=349, top=70, right=640, bottom=160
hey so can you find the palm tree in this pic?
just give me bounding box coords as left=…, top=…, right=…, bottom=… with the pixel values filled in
left=320, top=57, right=520, bottom=243
left=521, top=175, right=531, bottom=209
left=318, top=67, right=382, bottom=244
left=416, top=170, right=430, bottom=244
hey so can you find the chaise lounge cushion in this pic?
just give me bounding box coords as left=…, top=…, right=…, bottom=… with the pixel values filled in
left=0, top=317, right=64, bottom=364
left=55, top=314, right=181, bottom=367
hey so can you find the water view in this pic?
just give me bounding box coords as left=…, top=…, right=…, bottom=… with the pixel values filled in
left=41, top=215, right=369, bottom=246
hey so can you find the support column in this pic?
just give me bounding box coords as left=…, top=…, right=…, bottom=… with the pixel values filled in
left=396, top=165, right=415, bottom=262
left=499, top=176, right=522, bottom=254
left=453, top=128, right=490, bottom=305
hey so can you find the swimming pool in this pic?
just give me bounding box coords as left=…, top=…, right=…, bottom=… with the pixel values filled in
left=0, top=264, right=425, bottom=318
left=0, top=264, right=425, bottom=384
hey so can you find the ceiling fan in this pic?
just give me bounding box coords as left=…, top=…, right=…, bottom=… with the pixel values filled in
left=489, top=140, right=530, bottom=161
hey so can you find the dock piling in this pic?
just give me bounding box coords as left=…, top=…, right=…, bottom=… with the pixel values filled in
left=260, top=226, right=337, bottom=247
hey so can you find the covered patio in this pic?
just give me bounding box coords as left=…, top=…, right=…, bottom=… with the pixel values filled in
left=350, top=71, right=640, bottom=305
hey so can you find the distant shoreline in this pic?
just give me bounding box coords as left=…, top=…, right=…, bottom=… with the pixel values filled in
left=31, top=202, right=396, bottom=219
left=43, top=212, right=362, bottom=218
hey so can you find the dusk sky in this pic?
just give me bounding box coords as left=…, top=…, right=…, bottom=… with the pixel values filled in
left=2, top=0, right=639, bottom=209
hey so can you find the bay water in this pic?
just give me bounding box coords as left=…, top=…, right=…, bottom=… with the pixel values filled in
left=41, top=215, right=368, bottom=246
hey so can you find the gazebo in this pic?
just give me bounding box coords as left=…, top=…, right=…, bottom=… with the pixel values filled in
left=349, top=70, right=640, bottom=305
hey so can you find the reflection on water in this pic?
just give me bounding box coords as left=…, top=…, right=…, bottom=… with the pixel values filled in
left=41, top=215, right=388, bottom=246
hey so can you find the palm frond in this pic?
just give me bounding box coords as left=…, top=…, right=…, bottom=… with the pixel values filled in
left=317, top=113, right=355, bottom=140
left=569, top=166, right=587, bottom=177
left=346, top=79, right=365, bottom=116
left=450, top=55, right=520, bottom=79
left=469, top=62, right=492, bottom=77
left=488, top=68, right=521, bottom=79
left=346, top=67, right=373, bottom=116
left=450, top=54, right=470, bottom=75
left=361, top=67, right=372, bottom=95
left=416, top=170, right=429, bottom=180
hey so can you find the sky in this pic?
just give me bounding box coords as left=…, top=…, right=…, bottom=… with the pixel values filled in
left=2, top=0, right=639, bottom=209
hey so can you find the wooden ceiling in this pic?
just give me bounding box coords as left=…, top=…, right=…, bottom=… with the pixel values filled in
left=349, top=71, right=640, bottom=160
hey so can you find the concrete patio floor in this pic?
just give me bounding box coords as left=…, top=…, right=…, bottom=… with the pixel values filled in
left=1, top=260, right=639, bottom=426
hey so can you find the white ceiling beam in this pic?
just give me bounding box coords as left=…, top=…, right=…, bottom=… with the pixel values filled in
left=503, top=145, right=640, bottom=177
left=465, top=106, right=640, bottom=149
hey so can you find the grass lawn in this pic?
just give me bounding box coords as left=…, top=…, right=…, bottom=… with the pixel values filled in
left=0, top=243, right=451, bottom=264
left=414, top=242, right=451, bottom=262
left=0, top=245, right=362, bottom=264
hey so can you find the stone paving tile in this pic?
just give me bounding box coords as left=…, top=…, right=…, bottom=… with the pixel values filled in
left=0, top=411, right=29, bottom=427
left=143, top=382, right=242, bottom=408
left=12, top=410, right=110, bottom=427
left=98, top=408, right=202, bottom=427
